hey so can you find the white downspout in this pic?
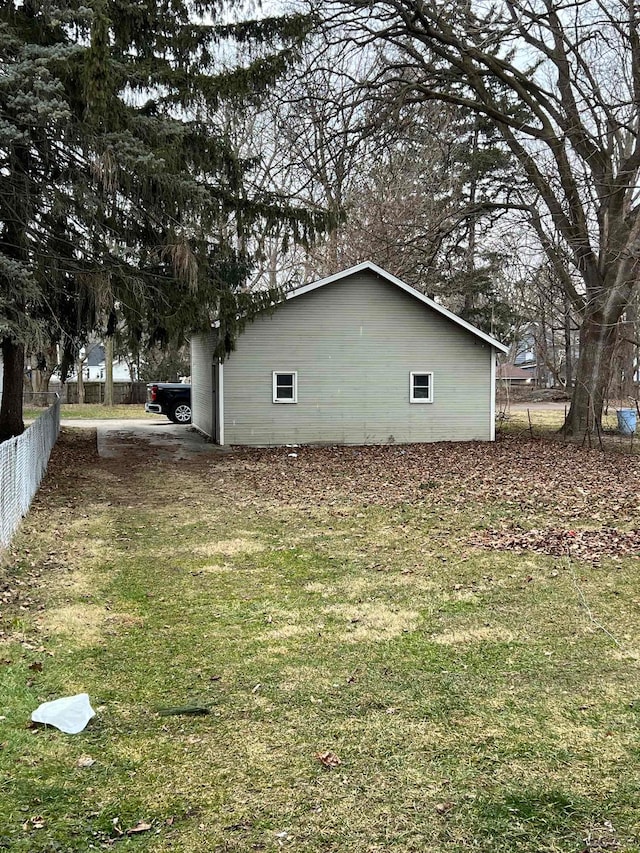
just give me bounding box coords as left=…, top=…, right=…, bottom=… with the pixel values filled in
left=490, top=348, right=496, bottom=441
left=218, top=362, right=224, bottom=446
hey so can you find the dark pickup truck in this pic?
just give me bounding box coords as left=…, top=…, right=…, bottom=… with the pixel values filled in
left=145, top=383, right=192, bottom=424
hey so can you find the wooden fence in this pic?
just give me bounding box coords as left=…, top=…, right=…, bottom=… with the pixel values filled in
left=24, top=382, right=147, bottom=406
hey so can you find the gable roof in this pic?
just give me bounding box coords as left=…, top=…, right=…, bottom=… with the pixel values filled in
left=85, top=344, right=105, bottom=367
left=214, top=261, right=509, bottom=353
left=285, top=262, right=508, bottom=353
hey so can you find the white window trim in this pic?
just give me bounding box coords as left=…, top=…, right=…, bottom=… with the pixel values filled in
left=409, top=371, right=433, bottom=404
left=273, top=370, right=298, bottom=404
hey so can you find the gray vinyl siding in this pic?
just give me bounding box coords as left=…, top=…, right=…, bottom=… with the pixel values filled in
left=223, top=271, right=494, bottom=446
left=190, top=331, right=216, bottom=438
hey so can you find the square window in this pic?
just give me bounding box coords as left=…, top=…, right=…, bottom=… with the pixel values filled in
left=410, top=371, right=433, bottom=403
left=273, top=371, right=297, bottom=403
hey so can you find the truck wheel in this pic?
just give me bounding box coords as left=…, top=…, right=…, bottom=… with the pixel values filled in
left=169, top=403, right=192, bottom=424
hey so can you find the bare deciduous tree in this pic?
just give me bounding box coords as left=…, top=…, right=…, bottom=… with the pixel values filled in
left=319, top=0, right=640, bottom=433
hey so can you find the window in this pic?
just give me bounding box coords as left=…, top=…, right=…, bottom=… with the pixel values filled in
left=410, top=371, right=433, bottom=403
left=273, top=371, right=297, bottom=403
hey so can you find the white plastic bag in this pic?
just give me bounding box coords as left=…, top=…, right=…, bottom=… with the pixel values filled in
left=31, top=693, right=95, bottom=734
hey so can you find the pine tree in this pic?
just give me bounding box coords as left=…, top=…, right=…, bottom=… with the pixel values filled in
left=0, top=0, right=321, bottom=440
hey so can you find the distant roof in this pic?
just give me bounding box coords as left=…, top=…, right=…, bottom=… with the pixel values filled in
left=212, top=261, right=509, bottom=354
left=85, top=344, right=105, bottom=367
left=497, top=363, right=533, bottom=380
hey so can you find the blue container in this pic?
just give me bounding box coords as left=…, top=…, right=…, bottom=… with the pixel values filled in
left=616, top=408, right=637, bottom=436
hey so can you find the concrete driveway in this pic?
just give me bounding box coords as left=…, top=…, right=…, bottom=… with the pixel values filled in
left=58, top=402, right=571, bottom=459
left=60, top=418, right=224, bottom=460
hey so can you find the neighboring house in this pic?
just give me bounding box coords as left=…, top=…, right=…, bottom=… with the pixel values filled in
left=67, top=344, right=135, bottom=382
left=497, top=363, right=535, bottom=385
left=191, top=262, right=508, bottom=447
left=514, top=340, right=536, bottom=367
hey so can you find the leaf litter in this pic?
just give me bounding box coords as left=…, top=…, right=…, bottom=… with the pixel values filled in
left=209, top=437, right=640, bottom=522
left=201, top=437, right=640, bottom=561
left=470, top=526, right=640, bottom=563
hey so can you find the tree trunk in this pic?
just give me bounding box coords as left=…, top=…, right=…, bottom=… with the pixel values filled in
left=564, top=311, right=618, bottom=436
left=31, top=370, right=54, bottom=407
left=537, top=302, right=548, bottom=387
left=0, top=338, right=26, bottom=442
left=564, top=296, right=573, bottom=389
left=621, top=300, right=637, bottom=399
left=104, top=337, right=114, bottom=406
left=29, top=346, right=56, bottom=406
left=77, top=359, right=85, bottom=404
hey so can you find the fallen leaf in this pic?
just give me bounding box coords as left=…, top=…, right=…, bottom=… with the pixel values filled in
left=77, top=754, right=95, bottom=768
left=315, top=750, right=341, bottom=768
left=126, top=820, right=152, bottom=835
left=435, top=802, right=455, bottom=815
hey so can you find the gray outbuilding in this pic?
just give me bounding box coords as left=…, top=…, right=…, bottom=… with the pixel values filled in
left=190, top=262, right=508, bottom=446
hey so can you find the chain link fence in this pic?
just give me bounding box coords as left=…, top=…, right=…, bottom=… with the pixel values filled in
left=0, top=396, right=61, bottom=549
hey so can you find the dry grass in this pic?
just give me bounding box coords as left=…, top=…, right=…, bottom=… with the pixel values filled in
left=24, top=403, right=155, bottom=420
left=322, top=602, right=420, bottom=642
left=192, top=537, right=266, bottom=557
left=497, top=405, right=638, bottom=451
